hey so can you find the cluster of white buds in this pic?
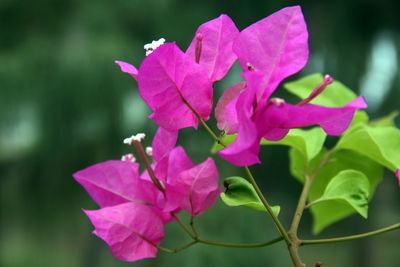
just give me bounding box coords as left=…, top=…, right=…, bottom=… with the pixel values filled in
left=145, top=146, right=153, bottom=157
left=121, top=153, right=136, bottom=162
left=123, top=133, right=146, bottom=145
left=144, top=38, right=166, bottom=56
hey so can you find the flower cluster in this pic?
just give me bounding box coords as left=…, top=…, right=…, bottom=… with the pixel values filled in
left=116, top=6, right=366, bottom=166
left=73, top=128, right=221, bottom=261
left=75, top=5, right=368, bottom=262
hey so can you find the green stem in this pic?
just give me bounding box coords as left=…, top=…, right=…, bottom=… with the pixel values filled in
left=301, top=222, right=400, bottom=246
left=244, top=166, right=291, bottom=244
left=287, top=149, right=333, bottom=266
left=190, top=216, right=198, bottom=238
left=289, top=175, right=313, bottom=236
left=171, top=213, right=196, bottom=239
left=197, top=236, right=284, bottom=248
left=158, top=241, right=198, bottom=254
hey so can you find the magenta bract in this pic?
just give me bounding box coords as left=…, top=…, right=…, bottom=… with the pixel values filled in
left=216, top=6, right=367, bottom=166
left=115, top=61, right=139, bottom=81
left=138, top=43, right=213, bottom=130
left=186, top=14, right=239, bottom=82
left=84, top=202, right=164, bottom=261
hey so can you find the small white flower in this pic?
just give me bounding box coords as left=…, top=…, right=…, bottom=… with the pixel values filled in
left=121, top=153, right=136, bottom=162
left=144, top=38, right=166, bottom=56
left=123, top=133, right=146, bottom=145
left=145, top=146, right=153, bottom=157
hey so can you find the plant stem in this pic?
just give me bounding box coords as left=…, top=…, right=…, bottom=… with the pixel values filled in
left=287, top=150, right=332, bottom=266
left=190, top=216, right=198, bottom=238
left=158, top=241, right=198, bottom=254
left=171, top=213, right=196, bottom=239
left=287, top=174, right=313, bottom=267
left=301, top=222, right=400, bottom=245
left=289, top=175, right=313, bottom=236
left=244, top=166, right=291, bottom=244
left=197, top=236, right=284, bottom=248
left=132, top=141, right=165, bottom=194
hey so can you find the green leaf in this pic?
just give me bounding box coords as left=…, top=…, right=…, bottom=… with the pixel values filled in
left=261, top=127, right=326, bottom=161
left=307, top=149, right=383, bottom=234
left=336, top=124, right=400, bottom=171
left=349, top=111, right=369, bottom=128
left=211, top=134, right=236, bottom=153
left=369, top=111, right=399, bottom=127
left=289, top=147, right=326, bottom=183
left=220, top=176, right=280, bottom=216
left=309, top=170, right=370, bottom=219
left=284, top=73, right=358, bottom=107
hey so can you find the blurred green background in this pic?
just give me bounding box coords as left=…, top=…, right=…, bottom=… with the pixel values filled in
left=1, top=0, right=399, bottom=266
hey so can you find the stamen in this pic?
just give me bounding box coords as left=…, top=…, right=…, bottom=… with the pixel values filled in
left=246, top=62, right=255, bottom=71
left=195, top=33, right=203, bottom=63
left=123, top=133, right=146, bottom=145
left=121, top=153, right=136, bottom=162
left=297, top=74, right=334, bottom=106
left=144, top=38, right=166, bottom=56
left=145, top=146, right=153, bottom=157
left=131, top=139, right=165, bottom=194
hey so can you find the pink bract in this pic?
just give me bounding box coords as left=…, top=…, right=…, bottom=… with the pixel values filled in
left=84, top=202, right=164, bottom=261
left=233, top=6, right=309, bottom=102
left=73, top=160, right=159, bottom=207
left=115, top=61, right=139, bottom=81
left=217, top=6, right=367, bottom=166
left=138, top=43, right=213, bottom=131
left=186, top=14, right=239, bottom=82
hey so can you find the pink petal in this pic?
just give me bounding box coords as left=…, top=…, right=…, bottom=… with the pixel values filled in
left=138, top=43, right=213, bottom=130
left=176, top=158, right=221, bottom=216
left=84, top=203, right=164, bottom=262
left=186, top=14, right=239, bottom=81
left=115, top=61, right=139, bottom=81
left=396, top=169, right=400, bottom=187
left=73, top=161, right=158, bottom=207
left=261, top=96, right=368, bottom=137
left=152, top=127, right=178, bottom=163
left=215, top=81, right=246, bottom=134
left=233, top=6, right=308, bottom=101
left=218, top=74, right=262, bottom=166
left=166, top=146, right=194, bottom=183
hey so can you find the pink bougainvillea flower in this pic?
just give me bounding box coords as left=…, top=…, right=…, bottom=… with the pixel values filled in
left=150, top=128, right=221, bottom=216
left=186, top=14, right=239, bottom=82
left=84, top=202, right=164, bottom=261
left=233, top=6, right=309, bottom=103
left=396, top=169, right=400, bottom=187
left=217, top=6, right=367, bottom=166
left=218, top=71, right=367, bottom=166
left=138, top=43, right=213, bottom=130
left=216, top=5, right=309, bottom=135
left=74, top=127, right=221, bottom=261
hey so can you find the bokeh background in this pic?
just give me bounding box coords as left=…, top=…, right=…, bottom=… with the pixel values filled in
left=1, top=0, right=399, bottom=266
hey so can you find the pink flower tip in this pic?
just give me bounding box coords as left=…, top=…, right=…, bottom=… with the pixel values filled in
left=323, top=74, right=334, bottom=85
left=270, top=97, right=285, bottom=107
left=121, top=153, right=136, bottom=162
left=396, top=169, right=400, bottom=187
